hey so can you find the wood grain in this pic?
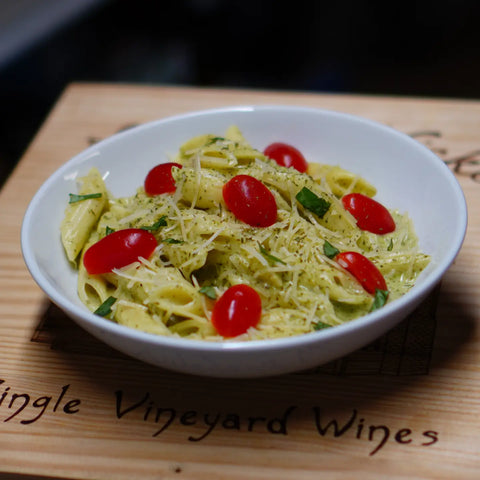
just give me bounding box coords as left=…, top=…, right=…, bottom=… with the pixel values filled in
left=0, top=83, right=479, bottom=479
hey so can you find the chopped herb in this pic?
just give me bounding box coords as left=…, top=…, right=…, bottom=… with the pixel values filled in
left=313, top=321, right=331, bottom=331
left=94, top=296, right=116, bottom=316
left=199, top=286, right=217, bottom=300
left=259, top=243, right=286, bottom=265
left=141, top=216, right=167, bottom=231
left=206, top=136, right=226, bottom=145
left=106, top=226, right=115, bottom=236
left=163, top=238, right=184, bottom=244
left=370, top=289, right=389, bottom=312
left=387, top=239, right=394, bottom=251
left=68, top=193, right=102, bottom=204
left=323, top=240, right=340, bottom=259
left=295, top=187, right=331, bottom=218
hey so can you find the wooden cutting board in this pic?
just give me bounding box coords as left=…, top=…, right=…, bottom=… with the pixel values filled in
left=0, top=83, right=479, bottom=480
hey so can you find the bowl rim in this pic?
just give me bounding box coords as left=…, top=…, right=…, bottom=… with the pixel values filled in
left=21, top=104, right=468, bottom=354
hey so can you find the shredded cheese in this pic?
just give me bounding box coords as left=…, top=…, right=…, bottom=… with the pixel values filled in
left=64, top=126, right=430, bottom=341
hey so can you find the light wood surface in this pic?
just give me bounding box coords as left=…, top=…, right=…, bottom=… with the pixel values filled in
left=0, top=83, right=479, bottom=479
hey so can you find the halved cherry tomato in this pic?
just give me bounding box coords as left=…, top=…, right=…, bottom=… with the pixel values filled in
left=263, top=142, right=308, bottom=173
left=144, top=162, right=182, bottom=195
left=336, top=251, right=387, bottom=294
left=83, top=228, right=157, bottom=274
left=211, top=284, right=262, bottom=337
left=223, top=175, right=277, bottom=227
left=342, top=193, right=395, bottom=234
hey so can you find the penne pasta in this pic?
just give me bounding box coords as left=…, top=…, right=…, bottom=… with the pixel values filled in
left=61, top=127, right=429, bottom=341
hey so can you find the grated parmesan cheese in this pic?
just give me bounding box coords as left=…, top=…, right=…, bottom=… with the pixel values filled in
left=67, top=127, right=430, bottom=341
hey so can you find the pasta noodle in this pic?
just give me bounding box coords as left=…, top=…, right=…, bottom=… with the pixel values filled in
left=61, top=127, right=429, bottom=341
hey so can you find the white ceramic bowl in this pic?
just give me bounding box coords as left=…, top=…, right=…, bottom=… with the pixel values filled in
left=21, top=105, right=467, bottom=378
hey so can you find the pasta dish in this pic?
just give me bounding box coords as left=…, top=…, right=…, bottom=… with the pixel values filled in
left=61, top=126, right=429, bottom=340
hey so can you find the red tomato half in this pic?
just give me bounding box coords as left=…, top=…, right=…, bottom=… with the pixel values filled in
left=211, top=284, right=262, bottom=337
left=336, top=251, right=387, bottom=294
left=263, top=142, right=308, bottom=173
left=342, top=193, right=395, bottom=234
left=223, top=175, right=277, bottom=227
left=83, top=228, right=157, bottom=274
left=144, top=162, right=182, bottom=195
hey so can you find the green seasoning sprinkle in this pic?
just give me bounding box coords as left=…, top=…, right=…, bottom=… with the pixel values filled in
left=387, top=239, right=394, bottom=251
left=106, top=226, right=115, bottom=236
left=206, top=136, right=226, bottom=145
left=295, top=187, right=331, bottom=219
left=68, top=193, right=102, bottom=204
left=163, top=238, right=184, bottom=244
left=323, top=240, right=340, bottom=259
left=141, top=216, right=167, bottom=231
left=259, top=243, right=286, bottom=265
left=370, top=289, right=389, bottom=312
left=313, top=321, right=331, bottom=331
left=94, top=296, right=116, bottom=317
left=199, top=286, right=217, bottom=300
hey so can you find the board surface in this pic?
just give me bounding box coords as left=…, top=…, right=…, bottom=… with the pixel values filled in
left=0, top=83, right=479, bottom=479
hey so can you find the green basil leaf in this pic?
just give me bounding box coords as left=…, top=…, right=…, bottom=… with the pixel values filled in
left=259, top=243, right=286, bottom=265
left=68, top=193, right=102, bottom=204
left=105, top=226, right=115, bottom=236
left=141, top=216, right=167, bottom=231
left=370, top=289, right=389, bottom=312
left=206, top=136, right=226, bottom=145
left=313, top=321, right=331, bottom=331
left=295, top=187, right=330, bottom=219
left=323, top=240, right=340, bottom=259
left=94, top=296, right=116, bottom=317
left=199, top=286, right=217, bottom=300
left=163, top=238, right=184, bottom=244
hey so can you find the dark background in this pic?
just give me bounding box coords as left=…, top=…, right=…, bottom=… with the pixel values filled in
left=1, top=0, right=480, bottom=187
